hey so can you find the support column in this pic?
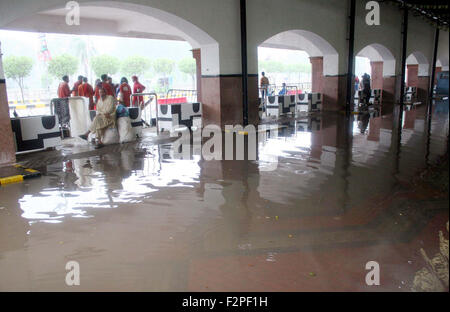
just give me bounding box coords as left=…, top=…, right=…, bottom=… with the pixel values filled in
left=345, top=0, right=356, bottom=114
left=399, top=6, right=408, bottom=114
left=370, top=61, right=383, bottom=90
left=381, top=75, right=397, bottom=114
left=310, top=57, right=324, bottom=93
left=192, top=49, right=202, bottom=103
left=417, top=75, right=430, bottom=104
left=435, top=67, right=442, bottom=85
left=0, top=42, right=16, bottom=165
left=406, top=64, right=418, bottom=87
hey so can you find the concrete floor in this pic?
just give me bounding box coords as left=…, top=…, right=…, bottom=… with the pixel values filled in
left=0, top=104, right=448, bottom=291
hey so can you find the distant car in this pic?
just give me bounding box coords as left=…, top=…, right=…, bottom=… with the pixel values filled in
left=435, top=71, right=449, bottom=97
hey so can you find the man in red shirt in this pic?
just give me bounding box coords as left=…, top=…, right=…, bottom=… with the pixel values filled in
left=94, top=74, right=115, bottom=105
left=72, top=75, right=83, bottom=96
left=57, top=75, right=71, bottom=98
left=132, top=75, right=146, bottom=107
left=78, top=77, right=95, bottom=110
left=119, top=77, right=132, bottom=107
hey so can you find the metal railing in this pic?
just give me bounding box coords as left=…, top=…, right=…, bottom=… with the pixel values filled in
left=165, top=89, right=198, bottom=103
left=130, top=92, right=159, bottom=133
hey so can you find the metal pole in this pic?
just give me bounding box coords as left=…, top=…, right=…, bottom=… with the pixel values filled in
left=240, top=0, right=249, bottom=126
left=428, top=27, right=439, bottom=117
left=399, top=5, right=408, bottom=112
left=345, top=0, right=356, bottom=115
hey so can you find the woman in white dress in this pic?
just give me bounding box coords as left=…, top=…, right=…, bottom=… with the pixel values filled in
left=79, top=87, right=117, bottom=149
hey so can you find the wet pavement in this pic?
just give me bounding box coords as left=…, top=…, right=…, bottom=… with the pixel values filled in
left=0, top=102, right=448, bottom=291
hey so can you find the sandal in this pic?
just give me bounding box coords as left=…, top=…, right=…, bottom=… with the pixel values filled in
left=79, top=134, right=88, bottom=141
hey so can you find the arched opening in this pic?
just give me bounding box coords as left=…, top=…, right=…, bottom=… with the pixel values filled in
left=406, top=51, right=430, bottom=103
left=0, top=0, right=228, bottom=135
left=258, top=30, right=339, bottom=111
left=356, top=43, right=396, bottom=105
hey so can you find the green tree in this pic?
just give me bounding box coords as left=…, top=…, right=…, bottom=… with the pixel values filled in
left=178, top=57, right=196, bottom=88
left=121, top=55, right=152, bottom=78
left=48, top=54, right=78, bottom=81
left=3, top=55, right=34, bottom=104
left=91, top=54, right=120, bottom=77
left=153, top=58, right=175, bottom=91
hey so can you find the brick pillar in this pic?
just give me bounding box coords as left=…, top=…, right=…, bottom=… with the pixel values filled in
left=435, top=66, right=442, bottom=85
left=309, top=56, right=323, bottom=93
left=370, top=61, right=383, bottom=90
left=406, top=64, right=418, bottom=87
left=0, top=42, right=16, bottom=165
left=192, top=48, right=202, bottom=103
left=417, top=76, right=430, bottom=104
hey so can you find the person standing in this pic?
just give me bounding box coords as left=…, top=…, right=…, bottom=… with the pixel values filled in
left=362, top=73, right=372, bottom=105
left=57, top=75, right=71, bottom=98
left=72, top=75, right=83, bottom=96
left=132, top=75, right=146, bottom=107
left=78, top=77, right=95, bottom=110
left=94, top=74, right=115, bottom=104
left=119, top=77, right=132, bottom=107
left=260, top=72, right=270, bottom=99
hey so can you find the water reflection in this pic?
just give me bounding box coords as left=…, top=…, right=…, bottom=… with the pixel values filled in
left=0, top=99, right=448, bottom=291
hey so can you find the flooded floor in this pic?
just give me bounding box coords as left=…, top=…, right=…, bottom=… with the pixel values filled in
left=0, top=102, right=448, bottom=291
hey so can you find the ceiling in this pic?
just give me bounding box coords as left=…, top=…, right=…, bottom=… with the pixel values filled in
left=385, top=0, right=449, bottom=30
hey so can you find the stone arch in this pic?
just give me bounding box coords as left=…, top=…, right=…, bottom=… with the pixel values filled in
left=356, top=43, right=396, bottom=77
left=259, top=30, right=339, bottom=76
left=0, top=0, right=220, bottom=75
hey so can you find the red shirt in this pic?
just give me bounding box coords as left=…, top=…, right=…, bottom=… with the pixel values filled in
left=119, top=83, right=132, bottom=107
left=132, top=81, right=146, bottom=106
left=57, top=82, right=71, bottom=98
left=72, top=80, right=82, bottom=96
left=79, top=83, right=95, bottom=110
left=94, top=82, right=115, bottom=103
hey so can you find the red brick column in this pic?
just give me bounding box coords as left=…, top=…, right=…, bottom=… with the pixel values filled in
left=310, top=57, right=324, bottom=93
left=406, top=64, right=418, bottom=87
left=370, top=61, right=383, bottom=90
left=435, top=66, right=442, bottom=85
left=192, top=49, right=202, bottom=103
left=417, top=76, right=430, bottom=104
left=0, top=42, right=16, bottom=165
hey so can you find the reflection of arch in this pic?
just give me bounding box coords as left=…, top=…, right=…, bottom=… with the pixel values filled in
left=356, top=43, right=396, bottom=76
left=259, top=30, right=339, bottom=76
left=406, top=51, right=429, bottom=76
left=1, top=0, right=220, bottom=74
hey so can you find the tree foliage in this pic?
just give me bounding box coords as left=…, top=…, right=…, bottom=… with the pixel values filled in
left=91, top=54, right=120, bottom=77
left=121, top=55, right=152, bottom=77
left=178, top=57, right=196, bottom=88
left=3, top=55, right=34, bottom=103
left=48, top=54, right=78, bottom=80
left=152, top=58, right=175, bottom=77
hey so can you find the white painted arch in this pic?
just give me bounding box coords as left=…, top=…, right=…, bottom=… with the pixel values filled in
left=259, top=30, right=339, bottom=76
left=356, top=43, right=396, bottom=77
left=406, top=51, right=430, bottom=77
left=0, top=0, right=222, bottom=75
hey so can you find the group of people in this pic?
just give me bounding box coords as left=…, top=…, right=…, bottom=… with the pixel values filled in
left=259, top=73, right=289, bottom=97
left=57, top=74, right=147, bottom=110
left=56, top=74, right=148, bottom=149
